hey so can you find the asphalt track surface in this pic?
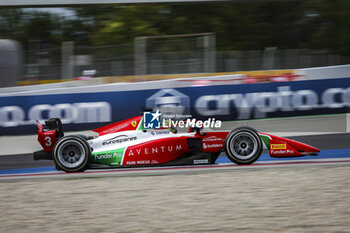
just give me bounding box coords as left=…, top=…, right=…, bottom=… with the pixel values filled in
left=0, top=133, right=349, bottom=181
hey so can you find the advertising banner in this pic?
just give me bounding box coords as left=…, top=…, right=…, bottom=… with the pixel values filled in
left=1, top=77, right=350, bottom=135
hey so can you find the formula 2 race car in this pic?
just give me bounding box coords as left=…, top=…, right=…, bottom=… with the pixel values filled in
left=33, top=114, right=320, bottom=172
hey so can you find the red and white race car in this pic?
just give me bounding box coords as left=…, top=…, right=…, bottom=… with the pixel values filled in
left=33, top=114, right=320, bottom=172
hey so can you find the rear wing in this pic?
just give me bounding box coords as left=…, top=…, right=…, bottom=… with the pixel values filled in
left=36, top=120, right=43, bottom=130
left=36, top=118, right=64, bottom=152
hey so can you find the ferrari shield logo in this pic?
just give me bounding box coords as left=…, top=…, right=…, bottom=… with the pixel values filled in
left=131, top=121, right=137, bottom=127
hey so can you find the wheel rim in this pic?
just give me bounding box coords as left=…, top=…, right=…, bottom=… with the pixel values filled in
left=57, top=140, right=86, bottom=168
left=229, top=132, right=258, bottom=160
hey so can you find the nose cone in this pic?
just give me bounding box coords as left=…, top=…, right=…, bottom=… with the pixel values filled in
left=289, top=139, right=320, bottom=153
left=264, top=133, right=320, bottom=154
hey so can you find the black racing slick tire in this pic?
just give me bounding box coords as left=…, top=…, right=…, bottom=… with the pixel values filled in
left=224, top=127, right=263, bottom=165
left=53, top=135, right=90, bottom=172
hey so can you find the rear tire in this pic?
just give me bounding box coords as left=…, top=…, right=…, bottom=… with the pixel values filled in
left=53, top=135, right=90, bottom=172
left=224, top=127, right=262, bottom=165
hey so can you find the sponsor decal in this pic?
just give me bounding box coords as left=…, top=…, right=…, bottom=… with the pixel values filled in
left=203, top=136, right=223, bottom=142
left=143, top=110, right=162, bottom=129
left=203, top=143, right=223, bottom=149
left=128, top=144, right=183, bottom=156
left=137, top=160, right=150, bottom=165
left=91, top=148, right=125, bottom=166
left=270, top=144, right=287, bottom=149
left=125, top=160, right=159, bottom=165
left=94, top=152, right=122, bottom=160
left=194, top=159, right=209, bottom=164
left=150, top=131, right=171, bottom=136
left=102, top=135, right=137, bottom=145
left=271, top=149, right=294, bottom=155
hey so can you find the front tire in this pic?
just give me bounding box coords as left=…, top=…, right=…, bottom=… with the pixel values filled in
left=53, top=135, right=90, bottom=172
left=224, top=127, right=262, bottom=165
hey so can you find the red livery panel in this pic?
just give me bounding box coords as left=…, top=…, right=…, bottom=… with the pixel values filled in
left=200, top=132, right=228, bottom=153
left=93, top=116, right=142, bottom=136
left=123, top=137, right=190, bottom=165
left=37, top=129, right=56, bottom=152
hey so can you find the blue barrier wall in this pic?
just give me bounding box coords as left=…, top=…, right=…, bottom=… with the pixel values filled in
left=1, top=77, right=350, bottom=135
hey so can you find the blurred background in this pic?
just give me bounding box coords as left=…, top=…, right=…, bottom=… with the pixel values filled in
left=2, top=3, right=350, bottom=232
left=1, top=0, right=350, bottom=87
